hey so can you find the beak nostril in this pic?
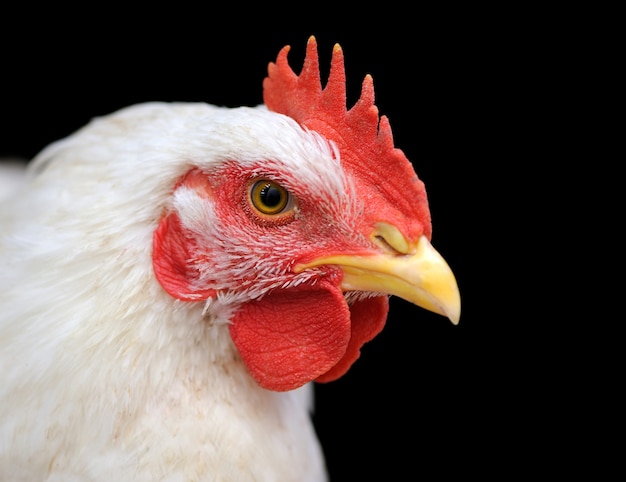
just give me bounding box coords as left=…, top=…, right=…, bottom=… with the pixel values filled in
left=371, top=222, right=411, bottom=255
left=373, top=235, right=404, bottom=256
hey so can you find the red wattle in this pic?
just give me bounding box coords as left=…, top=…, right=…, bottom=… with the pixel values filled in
left=229, top=279, right=350, bottom=392
left=314, top=295, right=388, bottom=383
left=229, top=278, right=389, bottom=392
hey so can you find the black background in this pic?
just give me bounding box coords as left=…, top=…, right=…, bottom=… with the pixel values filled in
left=0, top=13, right=563, bottom=481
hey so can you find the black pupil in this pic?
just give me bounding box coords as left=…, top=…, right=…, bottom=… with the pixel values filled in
left=260, top=184, right=282, bottom=207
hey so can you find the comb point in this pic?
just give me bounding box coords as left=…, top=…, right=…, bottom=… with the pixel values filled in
left=263, top=38, right=412, bottom=187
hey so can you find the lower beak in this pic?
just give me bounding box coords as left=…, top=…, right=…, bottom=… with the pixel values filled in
left=295, top=235, right=460, bottom=324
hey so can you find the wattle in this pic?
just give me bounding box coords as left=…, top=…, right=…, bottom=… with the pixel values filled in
left=229, top=277, right=388, bottom=392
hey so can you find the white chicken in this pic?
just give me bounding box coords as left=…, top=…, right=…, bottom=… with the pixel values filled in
left=0, top=36, right=460, bottom=481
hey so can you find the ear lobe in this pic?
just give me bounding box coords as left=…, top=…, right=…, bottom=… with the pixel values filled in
left=152, top=212, right=217, bottom=302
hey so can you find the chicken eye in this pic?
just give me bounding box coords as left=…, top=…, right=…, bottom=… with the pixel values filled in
left=250, top=180, right=293, bottom=216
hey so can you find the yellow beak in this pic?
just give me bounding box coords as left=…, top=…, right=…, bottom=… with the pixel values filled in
left=295, top=234, right=461, bottom=324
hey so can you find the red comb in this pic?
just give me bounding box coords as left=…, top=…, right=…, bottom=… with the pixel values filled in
left=263, top=36, right=411, bottom=178
left=263, top=36, right=431, bottom=240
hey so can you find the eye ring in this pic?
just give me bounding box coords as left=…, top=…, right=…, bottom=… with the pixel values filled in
left=249, top=179, right=294, bottom=216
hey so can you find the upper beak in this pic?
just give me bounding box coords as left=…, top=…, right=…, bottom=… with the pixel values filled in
left=294, top=232, right=460, bottom=324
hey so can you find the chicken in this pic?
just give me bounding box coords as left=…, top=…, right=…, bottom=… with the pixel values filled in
left=0, top=36, right=460, bottom=481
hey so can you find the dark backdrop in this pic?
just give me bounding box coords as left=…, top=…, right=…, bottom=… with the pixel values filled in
left=1, top=17, right=537, bottom=481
